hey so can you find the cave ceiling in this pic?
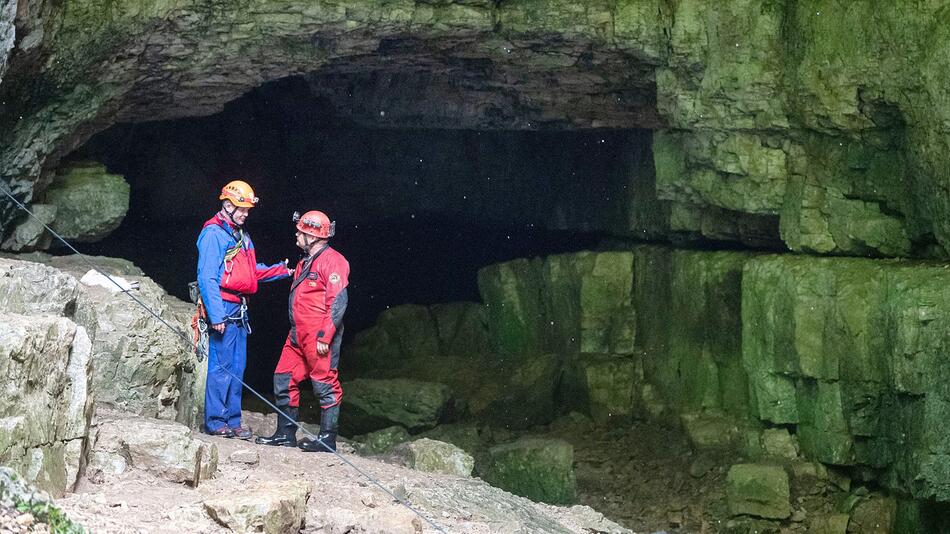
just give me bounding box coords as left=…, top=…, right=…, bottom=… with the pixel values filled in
left=5, top=2, right=950, bottom=258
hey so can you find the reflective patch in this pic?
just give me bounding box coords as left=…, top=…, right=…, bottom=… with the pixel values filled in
left=329, top=273, right=341, bottom=284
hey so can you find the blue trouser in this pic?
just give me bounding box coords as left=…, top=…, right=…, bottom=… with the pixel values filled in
left=205, top=301, right=248, bottom=432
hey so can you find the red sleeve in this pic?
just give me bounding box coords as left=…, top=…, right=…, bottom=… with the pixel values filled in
left=316, top=254, right=350, bottom=343
left=256, top=261, right=291, bottom=281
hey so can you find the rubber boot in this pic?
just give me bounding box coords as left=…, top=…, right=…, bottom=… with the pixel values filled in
left=255, top=407, right=298, bottom=447
left=298, top=405, right=339, bottom=453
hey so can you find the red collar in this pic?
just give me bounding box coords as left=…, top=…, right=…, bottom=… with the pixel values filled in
left=215, top=213, right=238, bottom=229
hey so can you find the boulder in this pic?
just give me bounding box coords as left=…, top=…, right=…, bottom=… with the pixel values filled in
left=726, top=464, right=790, bottom=519
left=760, top=428, right=800, bottom=460
left=848, top=494, right=896, bottom=534
left=809, top=513, right=850, bottom=534
left=352, top=426, right=411, bottom=456
left=465, top=353, right=564, bottom=429
left=418, top=423, right=485, bottom=458
left=77, top=269, right=196, bottom=420
left=0, top=204, right=55, bottom=252
left=204, top=480, right=310, bottom=534
left=681, top=412, right=742, bottom=449
left=87, top=409, right=217, bottom=485
left=0, top=468, right=49, bottom=508
left=481, top=438, right=576, bottom=505
left=431, top=302, right=493, bottom=357
left=44, top=161, right=129, bottom=243
left=0, top=314, right=93, bottom=497
left=395, top=438, right=475, bottom=477
left=340, top=378, right=458, bottom=436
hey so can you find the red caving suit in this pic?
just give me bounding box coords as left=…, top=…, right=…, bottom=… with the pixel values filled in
left=274, top=244, right=350, bottom=410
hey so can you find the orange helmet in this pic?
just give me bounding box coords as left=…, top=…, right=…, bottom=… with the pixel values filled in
left=293, top=210, right=335, bottom=239
left=219, top=180, right=259, bottom=208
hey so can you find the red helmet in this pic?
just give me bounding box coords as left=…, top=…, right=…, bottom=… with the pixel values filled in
left=293, top=210, right=335, bottom=239
left=219, top=180, right=259, bottom=208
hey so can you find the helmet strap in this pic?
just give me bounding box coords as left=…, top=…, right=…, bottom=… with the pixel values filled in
left=221, top=202, right=242, bottom=227
left=304, top=237, right=327, bottom=256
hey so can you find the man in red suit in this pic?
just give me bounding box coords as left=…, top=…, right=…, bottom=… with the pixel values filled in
left=256, top=210, right=349, bottom=452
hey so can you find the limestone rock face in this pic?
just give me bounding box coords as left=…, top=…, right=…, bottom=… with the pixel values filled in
left=481, top=438, right=577, bottom=505
left=477, top=252, right=636, bottom=356
left=0, top=314, right=93, bottom=497
left=8, top=254, right=203, bottom=424
left=742, top=254, right=950, bottom=500
left=204, top=480, right=311, bottom=534
left=848, top=494, right=896, bottom=534
left=79, top=270, right=196, bottom=420
left=0, top=255, right=204, bottom=427
left=43, top=162, right=129, bottom=243
left=631, top=246, right=753, bottom=418
left=340, top=378, right=457, bottom=436
left=395, top=438, right=475, bottom=477
left=88, top=409, right=217, bottom=485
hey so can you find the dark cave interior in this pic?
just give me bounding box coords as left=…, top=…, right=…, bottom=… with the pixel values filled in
left=69, top=75, right=647, bottom=392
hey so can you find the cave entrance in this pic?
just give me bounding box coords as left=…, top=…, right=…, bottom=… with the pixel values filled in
left=69, top=75, right=655, bottom=392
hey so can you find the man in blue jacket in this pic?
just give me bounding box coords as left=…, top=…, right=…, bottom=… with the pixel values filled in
left=197, top=180, right=290, bottom=438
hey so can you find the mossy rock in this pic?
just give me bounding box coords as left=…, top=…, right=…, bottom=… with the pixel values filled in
left=726, top=463, right=790, bottom=519
left=481, top=437, right=576, bottom=505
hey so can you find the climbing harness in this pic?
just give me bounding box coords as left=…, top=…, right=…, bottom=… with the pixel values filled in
left=0, top=184, right=447, bottom=534
left=222, top=296, right=251, bottom=333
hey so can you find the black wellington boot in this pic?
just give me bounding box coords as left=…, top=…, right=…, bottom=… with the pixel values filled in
left=255, top=407, right=298, bottom=447
left=298, top=405, right=339, bottom=453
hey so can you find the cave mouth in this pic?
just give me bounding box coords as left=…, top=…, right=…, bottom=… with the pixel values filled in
left=69, top=75, right=650, bottom=392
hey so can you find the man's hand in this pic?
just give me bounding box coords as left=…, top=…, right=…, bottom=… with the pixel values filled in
left=284, top=258, right=294, bottom=277
left=212, top=322, right=225, bottom=334
left=317, top=341, right=329, bottom=355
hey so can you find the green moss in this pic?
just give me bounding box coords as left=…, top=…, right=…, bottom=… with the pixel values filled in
left=15, top=500, right=87, bottom=534
left=477, top=258, right=545, bottom=356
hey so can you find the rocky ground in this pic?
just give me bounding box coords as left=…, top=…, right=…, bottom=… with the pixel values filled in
left=50, top=408, right=851, bottom=534
left=55, top=412, right=626, bottom=534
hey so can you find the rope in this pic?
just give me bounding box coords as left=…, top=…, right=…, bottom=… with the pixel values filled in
left=0, top=184, right=448, bottom=533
